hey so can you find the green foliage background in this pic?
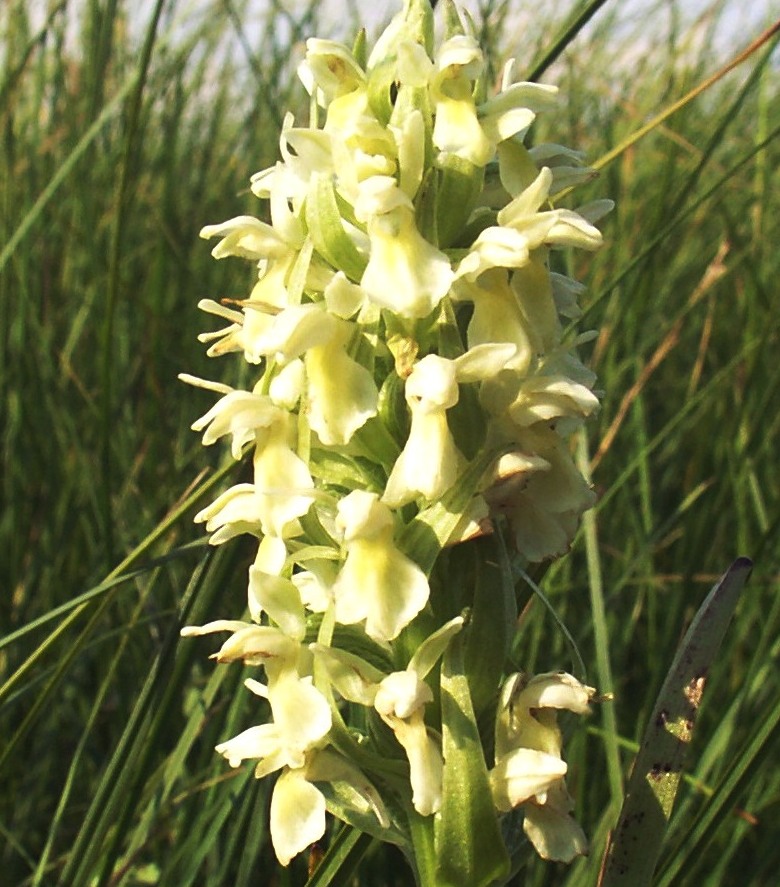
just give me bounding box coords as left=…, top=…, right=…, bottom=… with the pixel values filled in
left=1, top=0, right=778, bottom=884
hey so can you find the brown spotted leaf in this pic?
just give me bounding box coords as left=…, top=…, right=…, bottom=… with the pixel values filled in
left=598, top=558, right=752, bottom=887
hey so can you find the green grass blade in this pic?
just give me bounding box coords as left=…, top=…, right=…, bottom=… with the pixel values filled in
left=305, top=827, right=376, bottom=887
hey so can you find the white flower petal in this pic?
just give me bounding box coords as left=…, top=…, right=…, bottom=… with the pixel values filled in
left=270, top=768, right=326, bottom=866
left=523, top=793, right=588, bottom=862
left=386, top=711, right=443, bottom=816
left=271, top=673, right=332, bottom=754
left=333, top=494, right=429, bottom=641
left=306, top=323, right=378, bottom=446
left=361, top=207, right=454, bottom=319
left=490, top=748, right=568, bottom=812
left=375, top=670, right=432, bottom=719
left=215, top=723, right=283, bottom=768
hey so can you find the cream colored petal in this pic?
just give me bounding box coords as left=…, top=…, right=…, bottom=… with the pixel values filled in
left=256, top=303, right=336, bottom=364
left=455, top=226, right=531, bottom=280
left=270, top=768, right=327, bottom=867
left=215, top=723, right=283, bottom=768
left=215, top=625, right=298, bottom=667
left=462, top=269, right=539, bottom=371
left=192, top=390, right=276, bottom=459
left=335, top=491, right=394, bottom=542
left=200, top=216, right=288, bottom=260
left=374, top=670, right=432, bottom=720
left=253, top=423, right=315, bottom=537
left=306, top=325, right=378, bottom=446
left=269, top=359, right=305, bottom=410
left=180, top=619, right=250, bottom=638
left=386, top=711, right=443, bottom=816
left=323, top=272, right=368, bottom=319
left=517, top=672, right=595, bottom=715
left=433, top=94, right=492, bottom=167
left=194, top=484, right=263, bottom=544
left=405, top=354, right=460, bottom=409
left=383, top=408, right=462, bottom=507
left=510, top=495, right=580, bottom=562
left=361, top=207, right=454, bottom=319
left=497, top=168, right=554, bottom=226
left=271, top=673, right=332, bottom=755
left=489, top=748, right=567, bottom=812
left=394, top=108, right=425, bottom=199
left=333, top=532, right=430, bottom=642
left=453, top=342, right=518, bottom=383
left=299, top=38, right=365, bottom=102
left=292, top=567, right=333, bottom=613
left=523, top=797, right=588, bottom=863
left=248, top=567, right=305, bottom=640
left=509, top=375, right=599, bottom=427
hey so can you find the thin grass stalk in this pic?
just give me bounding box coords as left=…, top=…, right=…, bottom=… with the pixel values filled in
left=0, top=459, right=234, bottom=710
left=58, top=548, right=221, bottom=886
left=526, top=0, right=615, bottom=82
left=578, top=118, right=780, bottom=330
left=100, top=0, right=168, bottom=566
left=576, top=431, right=623, bottom=812
left=31, top=567, right=166, bottom=886
left=590, top=17, right=780, bottom=175
left=0, top=75, right=136, bottom=274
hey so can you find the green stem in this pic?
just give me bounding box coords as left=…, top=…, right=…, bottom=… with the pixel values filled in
left=408, top=810, right=438, bottom=887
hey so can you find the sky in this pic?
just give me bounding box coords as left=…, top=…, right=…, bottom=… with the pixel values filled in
left=16, top=0, right=778, bottom=80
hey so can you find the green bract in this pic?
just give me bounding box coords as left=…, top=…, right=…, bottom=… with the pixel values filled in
left=180, top=0, right=609, bottom=878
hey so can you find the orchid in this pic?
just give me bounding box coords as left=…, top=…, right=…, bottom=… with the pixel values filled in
left=491, top=672, right=595, bottom=862
left=180, top=0, right=609, bottom=878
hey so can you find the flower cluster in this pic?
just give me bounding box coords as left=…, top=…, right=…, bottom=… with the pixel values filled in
left=181, top=0, right=606, bottom=873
